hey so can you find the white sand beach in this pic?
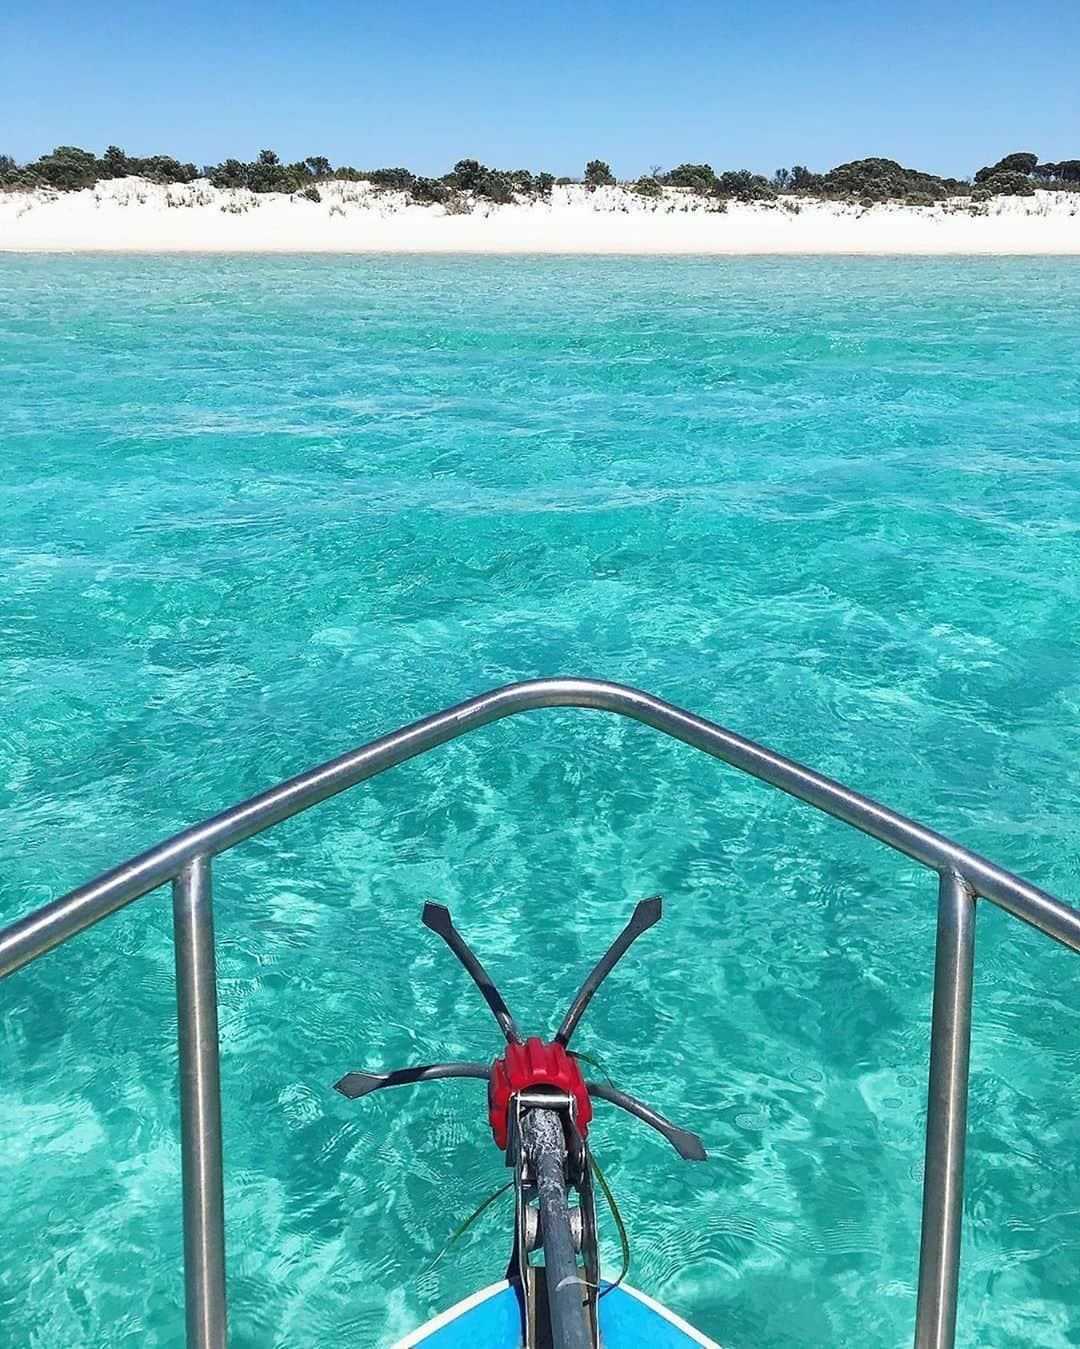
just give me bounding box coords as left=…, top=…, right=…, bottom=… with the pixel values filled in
left=1, top=177, right=1078, bottom=254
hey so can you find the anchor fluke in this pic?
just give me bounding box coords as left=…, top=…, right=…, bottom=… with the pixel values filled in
left=555, top=895, right=663, bottom=1046
left=422, top=902, right=523, bottom=1045
left=334, top=1062, right=491, bottom=1099
left=585, top=1079, right=707, bottom=1161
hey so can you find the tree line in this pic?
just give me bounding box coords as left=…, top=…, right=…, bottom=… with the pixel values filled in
left=1, top=145, right=1077, bottom=204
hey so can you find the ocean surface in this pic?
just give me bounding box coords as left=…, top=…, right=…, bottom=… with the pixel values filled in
left=0, top=255, right=1077, bottom=1348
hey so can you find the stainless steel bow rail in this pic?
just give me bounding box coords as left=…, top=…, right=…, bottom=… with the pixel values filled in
left=0, top=677, right=1077, bottom=1349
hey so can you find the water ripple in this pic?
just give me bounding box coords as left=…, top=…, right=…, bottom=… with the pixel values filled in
left=0, top=256, right=1077, bottom=1347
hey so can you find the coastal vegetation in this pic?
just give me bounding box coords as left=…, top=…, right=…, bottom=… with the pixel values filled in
left=2, top=146, right=1077, bottom=206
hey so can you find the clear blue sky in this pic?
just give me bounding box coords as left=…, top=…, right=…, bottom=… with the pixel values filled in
left=2, top=0, right=1078, bottom=178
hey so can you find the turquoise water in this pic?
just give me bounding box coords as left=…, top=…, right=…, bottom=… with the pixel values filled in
left=0, top=255, right=1078, bottom=1348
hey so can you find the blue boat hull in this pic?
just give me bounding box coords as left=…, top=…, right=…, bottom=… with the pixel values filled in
left=394, top=1281, right=718, bottom=1347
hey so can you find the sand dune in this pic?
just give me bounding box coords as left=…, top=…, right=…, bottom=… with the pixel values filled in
left=2, top=177, right=1078, bottom=254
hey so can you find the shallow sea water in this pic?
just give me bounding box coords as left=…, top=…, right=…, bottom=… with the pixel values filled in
left=0, top=255, right=1078, bottom=1348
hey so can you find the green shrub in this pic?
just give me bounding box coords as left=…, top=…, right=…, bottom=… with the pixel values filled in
left=821, top=157, right=945, bottom=201
left=0, top=154, right=28, bottom=188
left=33, top=145, right=99, bottom=191
left=207, top=159, right=242, bottom=188
left=205, top=152, right=302, bottom=193
left=970, top=186, right=992, bottom=202
left=133, top=155, right=197, bottom=185
left=480, top=170, right=515, bottom=203
left=661, top=163, right=718, bottom=193
left=981, top=170, right=1035, bottom=196
left=246, top=151, right=300, bottom=193
left=366, top=167, right=414, bottom=191
left=742, top=177, right=777, bottom=201
left=100, top=145, right=128, bottom=178
left=450, top=158, right=485, bottom=192
left=584, top=159, right=615, bottom=187
left=975, top=151, right=1038, bottom=183
left=411, top=176, right=451, bottom=204
left=5, top=144, right=1056, bottom=206
left=440, top=160, right=521, bottom=202
left=790, top=165, right=824, bottom=192
left=441, top=159, right=519, bottom=201
left=717, top=169, right=777, bottom=201
left=1, top=168, right=40, bottom=189
left=1033, top=159, right=1080, bottom=185
left=300, top=185, right=321, bottom=202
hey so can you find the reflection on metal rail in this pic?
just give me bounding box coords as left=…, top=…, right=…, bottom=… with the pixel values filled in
left=0, top=677, right=1077, bottom=1349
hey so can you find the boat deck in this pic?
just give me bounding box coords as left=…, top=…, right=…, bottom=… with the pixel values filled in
left=395, top=1280, right=718, bottom=1347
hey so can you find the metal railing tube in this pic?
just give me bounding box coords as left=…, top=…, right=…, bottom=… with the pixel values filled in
left=173, top=856, right=227, bottom=1349
left=1, top=679, right=1077, bottom=984
left=914, top=869, right=976, bottom=1349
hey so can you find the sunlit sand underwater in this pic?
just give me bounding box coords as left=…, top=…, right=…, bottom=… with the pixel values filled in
left=0, top=256, right=1077, bottom=1347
